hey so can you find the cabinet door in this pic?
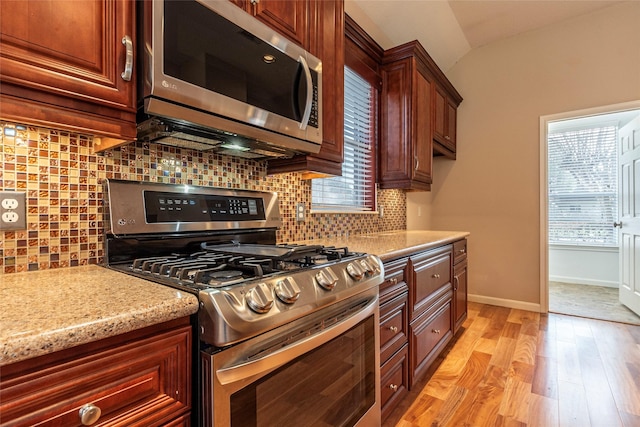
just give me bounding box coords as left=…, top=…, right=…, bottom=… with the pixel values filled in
left=453, top=258, right=468, bottom=333
left=410, top=246, right=452, bottom=320
left=433, top=86, right=447, bottom=143
left=380, top=59, right=413, bottom=187
left=412, top=69, right=433, bottom=185
left=252, top=0, right=308, bottom=47
left=0, top=323, right=192, bottom=426
left=0, top=0, right=136, bottom=140
left=409, top=300, right=452, bottom=386
left=445, top=97, right=458, bottom=150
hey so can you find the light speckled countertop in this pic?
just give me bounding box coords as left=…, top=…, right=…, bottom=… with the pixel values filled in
left=0, top=230, right=467, bottom=368
left=0, top=265, right=199, bottom=367
left=294, top=229, right=469, bottom=261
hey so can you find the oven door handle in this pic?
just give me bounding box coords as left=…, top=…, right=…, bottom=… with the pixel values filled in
left=215, top=297, right=378, bottom=386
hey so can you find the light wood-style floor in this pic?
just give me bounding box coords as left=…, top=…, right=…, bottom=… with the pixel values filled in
left=384, top=302, right=640, bottom=427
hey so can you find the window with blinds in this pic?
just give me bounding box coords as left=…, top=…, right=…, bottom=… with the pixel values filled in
left=312, top=66, right=376, bottom=212
left=548, top=124, right=618, bottom=246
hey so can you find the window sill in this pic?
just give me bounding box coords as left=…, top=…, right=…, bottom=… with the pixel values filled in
left=310, top=209, right=380, bottom=215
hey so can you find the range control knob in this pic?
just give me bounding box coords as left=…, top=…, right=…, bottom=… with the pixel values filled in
left=358, top=259, right=375, bottom=277
left=275, top=278, right=301, bottom=304
left=246, top=283, right=274, bottom=314
left=347, top=262, right=365, bottom=280
left=316, top=268, right=339, bottom=290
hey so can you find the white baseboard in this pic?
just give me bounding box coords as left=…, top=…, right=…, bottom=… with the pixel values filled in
left=468, top=294, right=542, bottom=313
left=549, top=275, right=618, bottom=288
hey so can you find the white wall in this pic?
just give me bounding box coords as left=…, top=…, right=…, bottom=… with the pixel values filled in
left=407, top=1, right=640, bottom=308
left=549, top=246, right=619, bottom=288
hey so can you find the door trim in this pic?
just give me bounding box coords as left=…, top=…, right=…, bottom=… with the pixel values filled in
left=539, top=100, right=640, bottom=313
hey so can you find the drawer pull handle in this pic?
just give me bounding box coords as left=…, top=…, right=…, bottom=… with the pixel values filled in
left=389, top=384, right=398, bottom=392
left=432, top=273, right=440, bottom=279
left=388, top=277, right=398, bottom=285
left=454, top=275, right=459, bottom=291
left=458, top=248, right=466, bottom=254
left=432, top=329, right=441, bottom=334
left=121, top=35, right=133, bottom=81
left=389, top=326, right=398, bottom=333
left=79, top=403, right=101, bottom=426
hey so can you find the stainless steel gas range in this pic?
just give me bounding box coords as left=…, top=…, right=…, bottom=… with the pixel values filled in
left=103, top=179, right=383, bottom=427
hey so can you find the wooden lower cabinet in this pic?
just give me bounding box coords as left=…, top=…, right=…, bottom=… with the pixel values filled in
left=409, top=297, right=453, bottom=387
left=0, top=317, right=192, bottom=427
left=452, top=239, right=468, bottom=334
left=379, top=239, right=468, bottom=420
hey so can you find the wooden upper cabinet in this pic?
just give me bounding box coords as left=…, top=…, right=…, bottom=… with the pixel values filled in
left=433, top=82, right=462, bottom=159
left=233, top=0, right=308, bottom=47
left=267, top=0, right=346, bottom=176
left=0, top=0, right=137, bottom=143
left=380, top=42, right=434, bottom=191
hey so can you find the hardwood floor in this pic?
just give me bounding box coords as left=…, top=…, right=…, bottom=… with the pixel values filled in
left=384, top=302, right=640, bottom=427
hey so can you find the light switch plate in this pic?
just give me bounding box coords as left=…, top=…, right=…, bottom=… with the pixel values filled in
left=0, top=191, right=27, bottom=230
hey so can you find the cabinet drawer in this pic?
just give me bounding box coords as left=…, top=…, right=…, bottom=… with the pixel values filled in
left=380, top=345, right=409, bottom=422
left=410, top=300, right=452, bottom=386
left=0, top=325, right=192, bottom=427
left=380, top=257, right=408, bottom=304
left=453, top=239, right=467, bottom=264
left=380, top=292, right=408, bottom=363
left=411, top=248, right=451, bottom=318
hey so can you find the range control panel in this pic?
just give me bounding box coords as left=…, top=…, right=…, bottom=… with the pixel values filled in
left=144, top=191, right=265, bottom=223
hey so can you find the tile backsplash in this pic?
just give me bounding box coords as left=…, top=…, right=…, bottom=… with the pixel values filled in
left=0, top=122, right=406, bottom=274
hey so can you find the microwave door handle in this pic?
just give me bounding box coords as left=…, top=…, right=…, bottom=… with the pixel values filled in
left=298, top=56, right=313, bottom=130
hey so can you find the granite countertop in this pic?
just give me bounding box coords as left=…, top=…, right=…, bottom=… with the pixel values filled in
left=0, top=230, right=467, bottom=368
left=0, top=265, right=199, bottom=367
left=295, top=229, right=469, bottom=261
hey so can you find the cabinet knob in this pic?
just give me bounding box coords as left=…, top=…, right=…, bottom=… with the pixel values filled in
left=79, top=403, right=101, bottom=426
left=445, top=135, right=451, bottom=141
left=121, top=36, right=133, bottom=82
left=389, top=326, right=398, bottom=333
left=389, top=384, right=398, bottom=392
left=432, top=329, right=441, bottom=334
left=613, top=221, right=622, bottom=228
left=431, top=273, right=440, bottom=279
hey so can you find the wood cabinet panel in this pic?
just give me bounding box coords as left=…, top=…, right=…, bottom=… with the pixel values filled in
left=0, top=319, right=192, bottom=427
left=0, top=0, right=136, bottom=141
left=380, top=292, right=409, bottom=363
left=380, top=42, right=433, bottom=191
left=453, top=258, right=468, bottom=334
left=253, top=0, right=308, bottom=47
left=380, top=344, right=409, bottom=422
left=409, top=299, right=453, bottom=387
left=410, top=247, right=452, bottom=320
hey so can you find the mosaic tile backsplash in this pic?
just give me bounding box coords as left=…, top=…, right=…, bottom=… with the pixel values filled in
left=0, top=122, right=406, bottom=274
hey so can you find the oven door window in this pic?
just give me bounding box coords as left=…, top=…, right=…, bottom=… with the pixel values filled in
left=230, top=316, right=376, bottom=427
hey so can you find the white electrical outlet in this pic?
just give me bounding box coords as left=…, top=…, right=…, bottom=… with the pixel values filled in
left=1, top=198, right=19, bottom=210
left=296, top=203, right=305, bottom=222
left=0, top=191, right=27, bottom=231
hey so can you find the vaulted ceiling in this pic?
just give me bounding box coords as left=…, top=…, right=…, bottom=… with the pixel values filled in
left=346, top=0, right=626, bottom=71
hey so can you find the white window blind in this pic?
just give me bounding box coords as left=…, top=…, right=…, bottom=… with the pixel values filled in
left=548, top=125, right=618, bottom=246
left=312, top=66, right=376, bottom=212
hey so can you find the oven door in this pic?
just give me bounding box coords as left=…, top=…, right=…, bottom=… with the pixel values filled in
left=201, top=290, right=381, bottom=427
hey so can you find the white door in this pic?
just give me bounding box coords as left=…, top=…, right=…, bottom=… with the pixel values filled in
left=619, top=115, right=640, bottom=316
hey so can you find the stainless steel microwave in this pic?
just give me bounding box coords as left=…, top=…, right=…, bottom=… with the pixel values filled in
left=137, top=0, right=323, bottom=158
